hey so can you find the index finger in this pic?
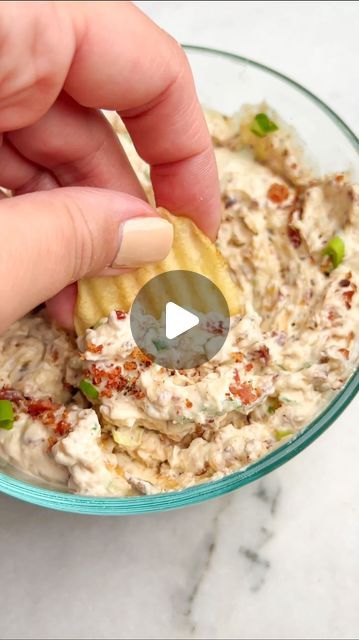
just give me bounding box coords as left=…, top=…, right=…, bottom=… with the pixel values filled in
left=66, top=2, right=221, bottom=238
left=0, top=1, right=221, bottom=238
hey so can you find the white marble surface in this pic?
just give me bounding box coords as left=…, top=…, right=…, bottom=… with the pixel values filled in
left=1, top=2, right=359, bottom=639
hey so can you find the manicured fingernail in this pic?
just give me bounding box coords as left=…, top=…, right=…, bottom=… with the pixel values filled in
left=112, top=217, right=173, bottom=268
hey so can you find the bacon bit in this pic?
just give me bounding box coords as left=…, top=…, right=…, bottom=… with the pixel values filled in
left=106, top=368, right=127, bottom=392
left=100, top=388, right=113, bottom=398
left=206, top=320, right=226, bottom=335
left=116, top=310, right=126, bottom=320
left=287, top=225, right=301, bottom=248
left=124, top=361, right=137, bottom=371
left=339, top=279, right=351, bottom=287
left=130, top=347, right=152, bottom=366
left=87, top=342, right=103, bottom=354
left=132, top=389, right=145, bottom=400
left=130, top=347, right=142, bottom=360
left=47, top=436, right=58, bottom=453
left=267, top=183, right=289, bottom=204
left=185, top=399, right=193, bottom=409
left=250, top=345, right=270, bottom=366
left=339, top=348, right=350, bottom=360
left=335, top=174, right=345, bottom=183
left=89, top=354, right=148, bottom=401
left=319, top=356, right=329, bottom=364
left=0, top=388, right=23, bottom=403
left=51, top=349, right=59, bottom=363
left=41, top=411, right=56, bottom=426
left=245, top=363, right=254, bottom=372
left=328, top=310, right=338, bottom=321
left=90, top=364, right=107, bottom=385
left=27, top=399, right=59, bottom=417
left=229, top=382, right=258, bottom=405
left=343, top=290, right=355, bottom=309
left=233, top=370, right=240, bottom=384
left=55, top=420, right=70, bottom=436
left=231, top=352, right=244, bottom=363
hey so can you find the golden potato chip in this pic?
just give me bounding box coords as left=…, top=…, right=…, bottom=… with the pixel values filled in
left=75, top=209, right=242, bottom=334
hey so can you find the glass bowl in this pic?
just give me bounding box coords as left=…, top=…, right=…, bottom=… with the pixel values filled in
left=1, top=46, right=358, bottom=515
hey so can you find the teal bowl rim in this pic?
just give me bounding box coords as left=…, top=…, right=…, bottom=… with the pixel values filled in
left=0, top=45, right=358, bottom=515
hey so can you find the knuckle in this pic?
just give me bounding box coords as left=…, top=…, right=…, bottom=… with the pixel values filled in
left=165, top=36, right=189, bottom=82
left=0, top=3, right=72, bottom=128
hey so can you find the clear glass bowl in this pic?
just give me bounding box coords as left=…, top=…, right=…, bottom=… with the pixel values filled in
left=1, top=46, right=358, bottom=514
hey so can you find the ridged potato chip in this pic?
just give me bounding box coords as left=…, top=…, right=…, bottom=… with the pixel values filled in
left=75, top=209, right=242, bottom=334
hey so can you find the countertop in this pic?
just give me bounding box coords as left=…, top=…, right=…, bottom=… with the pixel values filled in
left=1, top=2, right=358, bottom=639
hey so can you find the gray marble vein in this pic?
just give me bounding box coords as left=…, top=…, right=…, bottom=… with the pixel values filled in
left=184, top=495, right=232, bottom=634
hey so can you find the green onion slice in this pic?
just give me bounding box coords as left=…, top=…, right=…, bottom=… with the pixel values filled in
left=152, top=339, right=168, bottom=351
left=0, top=399, right=14, bottom=430
left=250, top=113, right=279, bottom=138
left=268, top=406, right=275, bottom=415
left=322, top=236, right=345, bottom=269
left=79, top=379, right=99, bottom=401
left=274, top=428, right=293, bottom=441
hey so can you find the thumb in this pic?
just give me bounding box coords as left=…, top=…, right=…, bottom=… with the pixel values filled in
left=0, top=187, right=173, bottom=333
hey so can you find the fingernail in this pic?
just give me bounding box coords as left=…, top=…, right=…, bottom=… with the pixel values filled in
left=112, top=217, right=173, bottom=268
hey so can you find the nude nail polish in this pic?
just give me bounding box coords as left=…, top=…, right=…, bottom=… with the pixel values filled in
left=112, top=217, right=173, bottom=268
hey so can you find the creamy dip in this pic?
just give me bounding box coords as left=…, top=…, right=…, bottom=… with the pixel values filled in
left=0, top=105, right=358, bottom=496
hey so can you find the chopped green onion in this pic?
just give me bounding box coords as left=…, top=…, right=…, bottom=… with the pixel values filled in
left=268, top=406, right=275, bottom=415
left=274, top=428, right=293, bottom=441
left=0, top=399, right=14, bottom=430
left=322, top=236, right=345, bottom=269
left=279, top=395, right=295, bottom=405
left=79, top=379, right=99, bottom=401
left=152, top=339, right=168, bottom=351
left=250, top=113, right=279, bottom=138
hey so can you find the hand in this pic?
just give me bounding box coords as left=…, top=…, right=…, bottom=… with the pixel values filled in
left=0, top=1, right=221, bottom=333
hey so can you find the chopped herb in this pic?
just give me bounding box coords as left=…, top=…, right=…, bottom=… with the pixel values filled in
left=274, top=428, right=293, bottom=441
left=79, top=379, right=99, bottom=401
left=279, top=395, right=295, bottom=404
left=268, top=406, right=275, bottom=415
left=301, top=362, right=312, bottom=369
left=0, top=399, right=14, bottom=430
left=152, top=339, right=168, bottom=351
left=250, top=113, right=279, bottom=138
left=322, top=236, right=345, bottom=269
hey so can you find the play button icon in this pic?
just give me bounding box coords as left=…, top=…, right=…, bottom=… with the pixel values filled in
left=130, top=270, right=230, bottom=370
left=165, top=303, right=199, bottom=340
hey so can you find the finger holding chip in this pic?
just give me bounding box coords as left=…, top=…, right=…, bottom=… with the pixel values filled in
left=75, top=209, right=243, bottom=335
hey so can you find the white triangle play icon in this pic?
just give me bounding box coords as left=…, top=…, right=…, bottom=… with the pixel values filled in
left=165, top=302, right=199, bottom=340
